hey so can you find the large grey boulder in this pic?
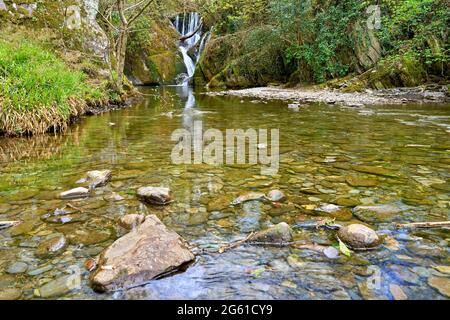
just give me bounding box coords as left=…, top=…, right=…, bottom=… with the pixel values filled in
left=90, top=215, right=194, bottom=292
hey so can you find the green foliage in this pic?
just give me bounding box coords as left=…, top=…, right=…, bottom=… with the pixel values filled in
left=379, top=0, right=449, bottom=70
left=270, top=0, right=365, bottom=82
left=0, top=40, right=96, bottom=114
left=0, top=40, right=102, bottom=135
left=198, top=0, right=448, bottom=86
left=195, top=0, right=269, bottom=34
left=338, top=238, right=352, bottom=257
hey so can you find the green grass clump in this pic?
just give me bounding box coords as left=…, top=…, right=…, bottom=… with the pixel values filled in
left=0, top=40, right=101, bottom=135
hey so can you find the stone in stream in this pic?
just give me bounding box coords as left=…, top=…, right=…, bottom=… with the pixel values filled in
left=352, top=165, right=397, bottom=177
left=428, top=276, right=450, bottom=298
left=137, top=187, right=172, bottom=205
left=9, top=221, right=33, bottom=236
left=27, top=264, right=53, bottom=276
left=60, top=187, right=89, bottom=200
left=43, top=213, right=87, bottom=225
left=430, top=183, right=450, bottom=192
left=0, top=288, right=22, bottom=300
left=118, top=214, right=145, bottom=231
left=90, top=215, right=195, bottom=292
left=314, top=204, right=353, bottom=221
left=6, top=261, right=28, bottom=274
left=346, top=176, right=378, bottom=187
left=386, top=264, right=420, bottom=285
left=35, top=234, right=68, bottom=258
left=353, top=204, right=401, bottom=223
left=84, top=170, right=112, bottom=189
left=266, top=189, right=287, bottom=202
left=268, top=203, right=296, bottom=217
left=207, top=195, right=231, bottom=212
left=38, top=275, right=77, bottom=298
left=389, top=284, right=408, bottom=300
left=334, top=197, right=360, bottom=207
left=0, top=1, right=7, bottom=11
left=337, top=224, right=381, bottom=250
left=231, top=192, right=266, bottom=205
left=67, top=229, right=111, bottom=245
left=249, top=222, right=294, bottom=243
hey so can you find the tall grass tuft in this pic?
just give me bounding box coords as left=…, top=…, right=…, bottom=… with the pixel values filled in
left=0, top=40, right=102, bottom=136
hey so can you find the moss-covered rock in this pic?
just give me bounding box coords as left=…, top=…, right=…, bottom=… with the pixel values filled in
left=195, top=27, right=289, bottom=88
left=340, top=53, right=427, bottom=92
left=125, top=17, right=184, bottom=85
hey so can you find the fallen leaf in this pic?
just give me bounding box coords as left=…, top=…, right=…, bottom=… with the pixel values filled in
left=251, top=268, right=265, bottom=278
left=338, top=238, right=352, bottom=257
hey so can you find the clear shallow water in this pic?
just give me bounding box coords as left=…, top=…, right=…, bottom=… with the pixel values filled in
left=0, top=86, right=449, bottom=300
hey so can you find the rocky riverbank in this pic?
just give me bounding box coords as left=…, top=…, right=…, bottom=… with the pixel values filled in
left=206, top=85, right=450, bottom=107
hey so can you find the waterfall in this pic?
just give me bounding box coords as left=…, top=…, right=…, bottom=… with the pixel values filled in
left=172, top=12, right=208, bottom=85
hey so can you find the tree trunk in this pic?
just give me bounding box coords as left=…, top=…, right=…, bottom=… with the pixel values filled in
left=114, top=0, right=128, bottom=91
left=115, top=27, right=128, bottom=91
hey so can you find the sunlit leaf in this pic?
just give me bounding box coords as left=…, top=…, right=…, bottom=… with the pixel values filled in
left=338, top=238, right=351, bottom=257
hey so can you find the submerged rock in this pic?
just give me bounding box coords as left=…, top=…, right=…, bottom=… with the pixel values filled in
left=337, top=224, right=381, bottom=249
left=334, top=197, right=360, bottom=207
left=353, top=204, right=401, bottom=223
left=36, top=234, right=68, bottom=258
left=6, top=261, right=28, bottom=274
left=231, top=192, right=266, bottom=205
left=249, top=222, right=294, bottom=243
left=0, top=288, right=22, bottom=300
left=389, top=284, right=408, bottom=300
left=346, top=176, right=378, bottom=187
left=352, top=165, right=397, bottom=177
left=207, top=195, right=231, bottom=212
left=314, top=204, right=353, bottom=221
left=67, top=229, right=111, bottom=245
left=118, top=214, right=145, bottom=230
left=137, top=187, right=172, bottom=205
left=268, top=203, right=296, bottom=217
left=38, top=275, right=76, bottom=298
left=90, top=215, right=195, bottom=292
left=428, top=276, right=450, bottom=298
left=266, top=189, right=287, bottom=202
left=85, top=170, right=112, bottom=189
left=60, top=187, right=89, bottom=200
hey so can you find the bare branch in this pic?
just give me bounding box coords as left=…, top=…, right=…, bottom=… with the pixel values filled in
left=128, top=0, right=155, bottom=26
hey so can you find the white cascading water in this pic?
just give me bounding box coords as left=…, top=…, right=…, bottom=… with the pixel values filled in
left=172, top=12, right=207, bottom=85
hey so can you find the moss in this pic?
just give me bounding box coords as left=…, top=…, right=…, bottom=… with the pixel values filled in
left=125, top=16, right=181, bottom=85
left=334, top=52, right=427, bottom=92
left=201, top=28, right=288, bottom=88
left=0, top=39, right=97, bottom=136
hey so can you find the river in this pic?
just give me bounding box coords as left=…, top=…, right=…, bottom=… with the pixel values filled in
left=0, top=86, right=449, bottom=299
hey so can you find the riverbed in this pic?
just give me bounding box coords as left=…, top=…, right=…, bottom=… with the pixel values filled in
left=0, top=86, right=449, bottom=300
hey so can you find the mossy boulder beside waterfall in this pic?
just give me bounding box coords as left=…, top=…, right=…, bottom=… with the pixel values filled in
left=125, top=17, right=186, bottom=85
